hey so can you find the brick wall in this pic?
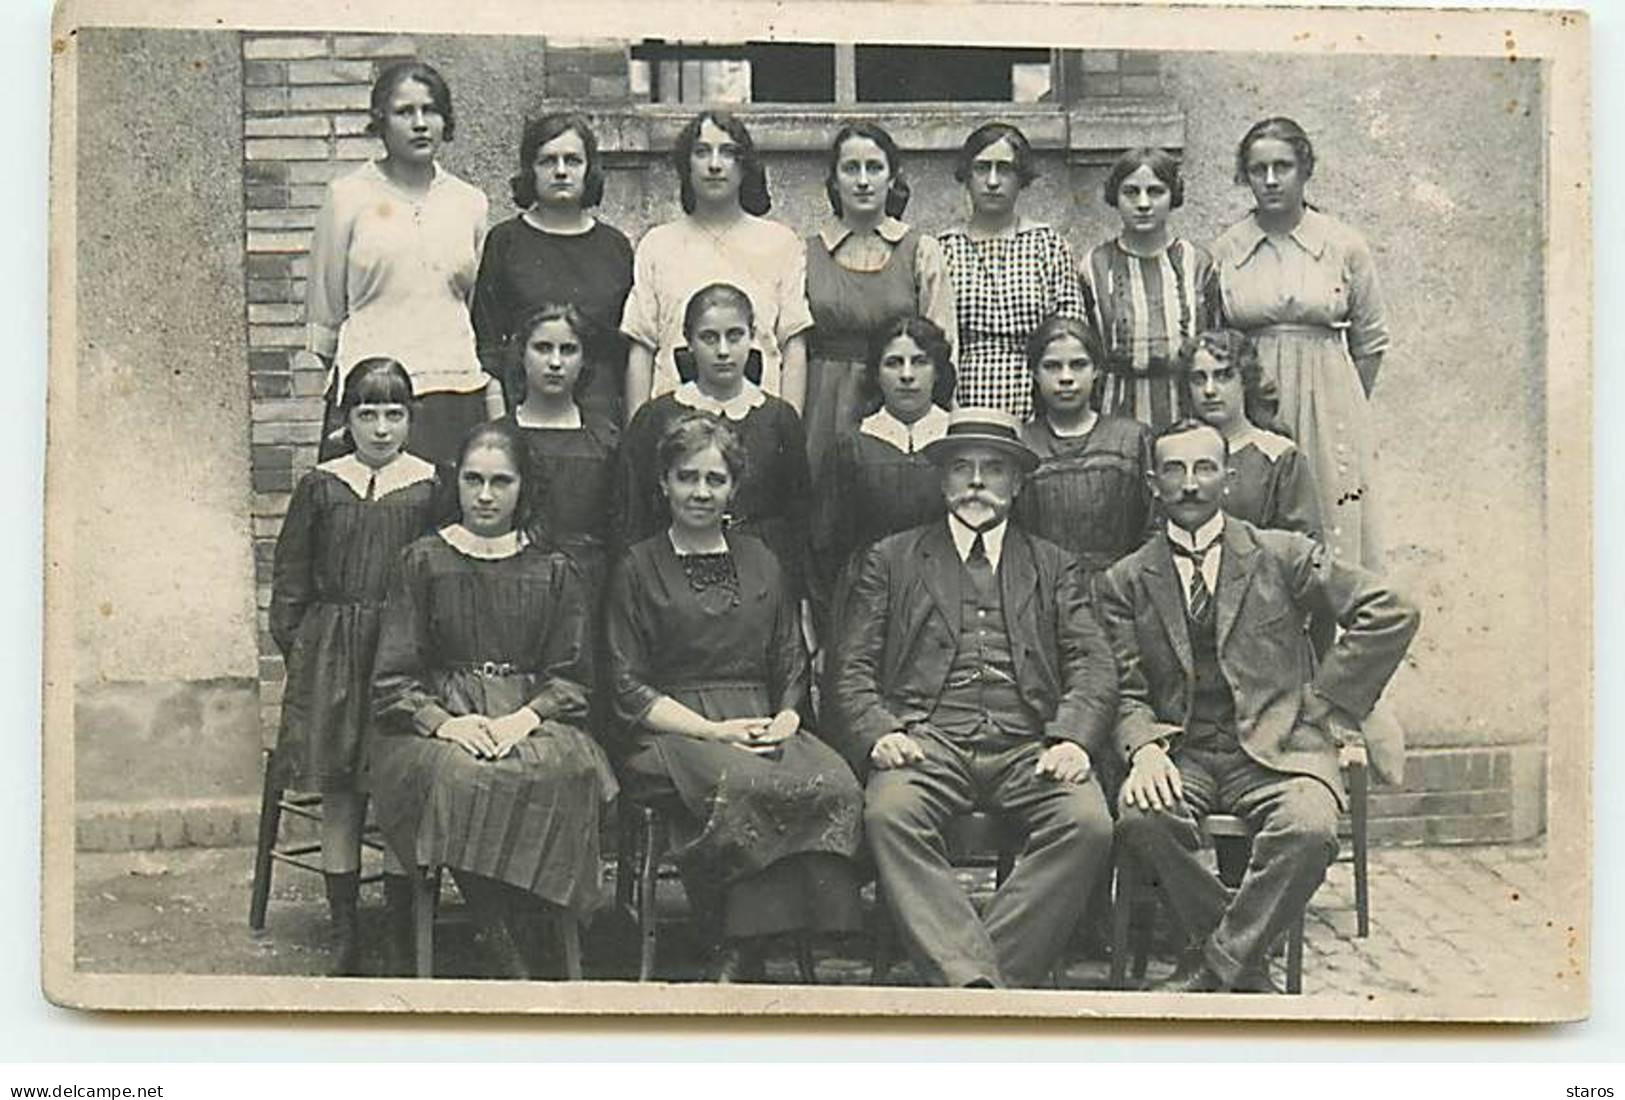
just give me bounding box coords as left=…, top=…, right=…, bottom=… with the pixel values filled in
left=242, top=32, right=423, bottom=741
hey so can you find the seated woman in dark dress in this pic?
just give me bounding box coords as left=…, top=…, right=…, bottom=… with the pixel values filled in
left=494, top=301, right=619, bottom=594
left=370, top=420, right=618, bottom=978
left=1178, top=327, right=1321, bottom=538
left=1014, top=313, right=1154, bottom=582
left=811, top=314, right=956, bottom=632
left=606, top=412, right=864, bottom=982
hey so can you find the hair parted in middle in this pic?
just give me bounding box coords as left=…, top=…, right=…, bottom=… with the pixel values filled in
left=454, top=417, right=538, bottom=533
left=672, top=110, right=772, bottom=216
left=863, top=314, right=957, bottom=411
left=824, top=120, right=911, bottom=219
left=1175, top=328, right=1289, bottom=434
left=509, top=112, right=605, bottom=209
left=953, top=121, right=1038, bottom=188
left=1024, top=313, right=1108, bottom=414
left=1102, top=146, right=1185, bottom=209
left=1233, top=116, right=1317, bottom=186
left=366, top=60, right=455, bottom=141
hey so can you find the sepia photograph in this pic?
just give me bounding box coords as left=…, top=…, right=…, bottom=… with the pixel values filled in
left=43, top=0, right=1591, bottom=1021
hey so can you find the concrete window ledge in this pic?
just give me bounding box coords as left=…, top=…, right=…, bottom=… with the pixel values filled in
left=583, top=98, right=1185, bottom=159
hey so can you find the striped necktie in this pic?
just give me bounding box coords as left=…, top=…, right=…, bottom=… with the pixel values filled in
left=1169, top=540, right=1215, bottom=623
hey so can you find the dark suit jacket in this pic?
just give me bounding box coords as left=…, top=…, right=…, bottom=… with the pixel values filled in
left=831, top=518, right=1119, bottom=771
left=1094, top=517, right=1420, bottom=804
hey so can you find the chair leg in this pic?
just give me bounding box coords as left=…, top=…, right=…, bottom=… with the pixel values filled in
left=413, top=868, right=438, bottom=979
left=1285, top=913, right=1305, bottom=995
left=1109, top=854, right=1134, bottom=990
left=637, top=806, right=660, bottom=982
left=558, top=912, right=583, bottom=981
left=615, top=801, right=635, bottom=914
left=795, top=934, right=818, bottom=984
left=248, top=754, right=281, bottom=932
left=870, top=883, right=896, bottom=984
left=1350, top=763, right=1371, bottom=938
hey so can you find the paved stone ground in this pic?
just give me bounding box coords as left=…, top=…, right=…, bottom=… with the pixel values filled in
left=73, top=843, right=1572, bottom=1003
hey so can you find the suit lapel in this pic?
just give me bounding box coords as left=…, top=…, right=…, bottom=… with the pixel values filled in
left=1214, top=520, right=1258, bottom=651
left=1144, top=534, right=1194, bottom=680
left=998, top=525, right=1039, bottom=638
left=917, top=520, right=964, bottom=635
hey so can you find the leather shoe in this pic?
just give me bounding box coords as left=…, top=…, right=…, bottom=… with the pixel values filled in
left=1232, top=967, right=1283, bottom=994
left=1150, top=961, right=1224, bottom=993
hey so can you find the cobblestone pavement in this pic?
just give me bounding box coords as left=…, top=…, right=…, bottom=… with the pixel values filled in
left=73, top=843, right=1574, bottom=1006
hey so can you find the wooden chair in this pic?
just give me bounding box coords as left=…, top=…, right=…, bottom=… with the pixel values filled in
left=616, top=797, right=818, bottom=983
left=407, top=867, right=583, bottom=980
left=869, top=811, right=1027, bottom=984
left=1109, top=812, right=1307, bottom=993
left=1344, top=753, right=1371, bottom=937
left=247, top=749, right=385, bottom=931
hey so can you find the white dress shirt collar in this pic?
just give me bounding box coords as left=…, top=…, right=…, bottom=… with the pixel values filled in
left=947, top=513, right=1008, bottom=573
left=1166, top=512, right=1225, bottom=607
left=860, top=404, right=950, bottom=454
left=318, top=452, right=436, bottom=500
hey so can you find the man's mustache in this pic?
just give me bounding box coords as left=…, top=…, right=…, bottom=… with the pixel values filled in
left=949, top=490, right=1008, bottom=510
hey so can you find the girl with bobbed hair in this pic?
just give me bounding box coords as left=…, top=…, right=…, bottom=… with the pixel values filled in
left=938, top=121, right=1084, bottom=420
left=1078, top=146, right=1217, bottom=430
left=1177, top=328, right=1322, bottom=542
left=1210, top=116, right=1389, bottom=569
left=370, top=419, right=617, bottom=980
left=1013, top=313, right=1154, bottom=581
left=302, top=60, right=499, bottom=469
left=620, top=111, right=813, bottom=419
left=269, top=358, right=440, bottom=976
left=606, top=411, right=864, bottom=982
left=811, top=314, right=958, bottom=625
left=472, top=113, right=635, bottom=425
left=801, top=121, right=957, bottom=473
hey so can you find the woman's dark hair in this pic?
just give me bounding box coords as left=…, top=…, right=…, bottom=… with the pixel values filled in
left=863, top=314, right=956, bottom=412
left=1103, top=146, right=1184, bottom=209
left=454, top=418, right=536, bottom=533
left=509, top=112, right=604, bottom=209
left=1234, top=116, right=1316, bottom=186
left=1025, top=314, right=1107, bottom=414
left=657, top=411, right=748, bottom=489
left=953, top=121, right=1038, bottom=188
left=508, top=302, right=600, bottom=403
left=366, top=60, right=455, bottom=142
left=1175, top=328, right=1288, bottom=433
left=824, top=121, right=911, bottom=219
left=337, top=357, right=415, bottom=420
left=681, top=282, right=755, bottom=341
left=672, top=111, right=771, bottom=216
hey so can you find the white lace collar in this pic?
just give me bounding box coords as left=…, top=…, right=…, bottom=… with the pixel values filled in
left=859, top=404, right=949, bottom=454
left=318, top=453, right=436, bottom=501
left=672, top=380, right=767, bottom=422
left=514, top=403, right=583, bottom=430
left=438, top=523, right=527, bottom=560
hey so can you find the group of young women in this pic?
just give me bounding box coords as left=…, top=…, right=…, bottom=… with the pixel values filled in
left=269, top=59, right=1390, bottom=981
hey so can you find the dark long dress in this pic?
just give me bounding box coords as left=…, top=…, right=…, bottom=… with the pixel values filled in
left=615, top=388, right=813, bottom=598
left=471, top=216, right=635, bottom=424
left=369, top=530, right=617, bottom=916
left=269, top=453, right=439, bottom=791
left=810, top=423, right=946, bottom=631
left=1222, top=426, right=1323, bottom=538
left=496, top=410, right=619, bottom=592
left=1014, top=414, right=1155, bottom=579
left=606, top=533, right=863, bottom=937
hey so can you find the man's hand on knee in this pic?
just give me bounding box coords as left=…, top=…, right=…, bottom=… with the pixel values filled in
left=1122, top=742, right=1183, bottom=813
left=1034, top=741, right=1091, bottom=784
left=870, top=731, right=926, bottom=770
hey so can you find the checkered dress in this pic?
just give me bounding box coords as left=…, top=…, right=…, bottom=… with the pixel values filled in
left=939, top=224, right=1085, bottom=419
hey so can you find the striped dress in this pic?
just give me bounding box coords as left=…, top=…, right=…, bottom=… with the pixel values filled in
left=1078, top=237, right=1216, bottom=429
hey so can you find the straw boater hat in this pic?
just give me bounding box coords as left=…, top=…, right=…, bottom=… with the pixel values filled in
left=920, top=406, right=1040, bottom=473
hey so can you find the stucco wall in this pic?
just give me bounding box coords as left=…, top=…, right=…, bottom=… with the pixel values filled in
left=74, top=28, right=257, bottom=684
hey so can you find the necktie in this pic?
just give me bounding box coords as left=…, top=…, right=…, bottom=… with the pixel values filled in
left=966, top=531, right=994, bottom=596
left=1170, top=540, right=1215, bottom=623
left=364, top=469, right=377, bottom=502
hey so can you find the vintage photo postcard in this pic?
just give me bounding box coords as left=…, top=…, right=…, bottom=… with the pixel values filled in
left=43, top=0, right=1591, bottom=1022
